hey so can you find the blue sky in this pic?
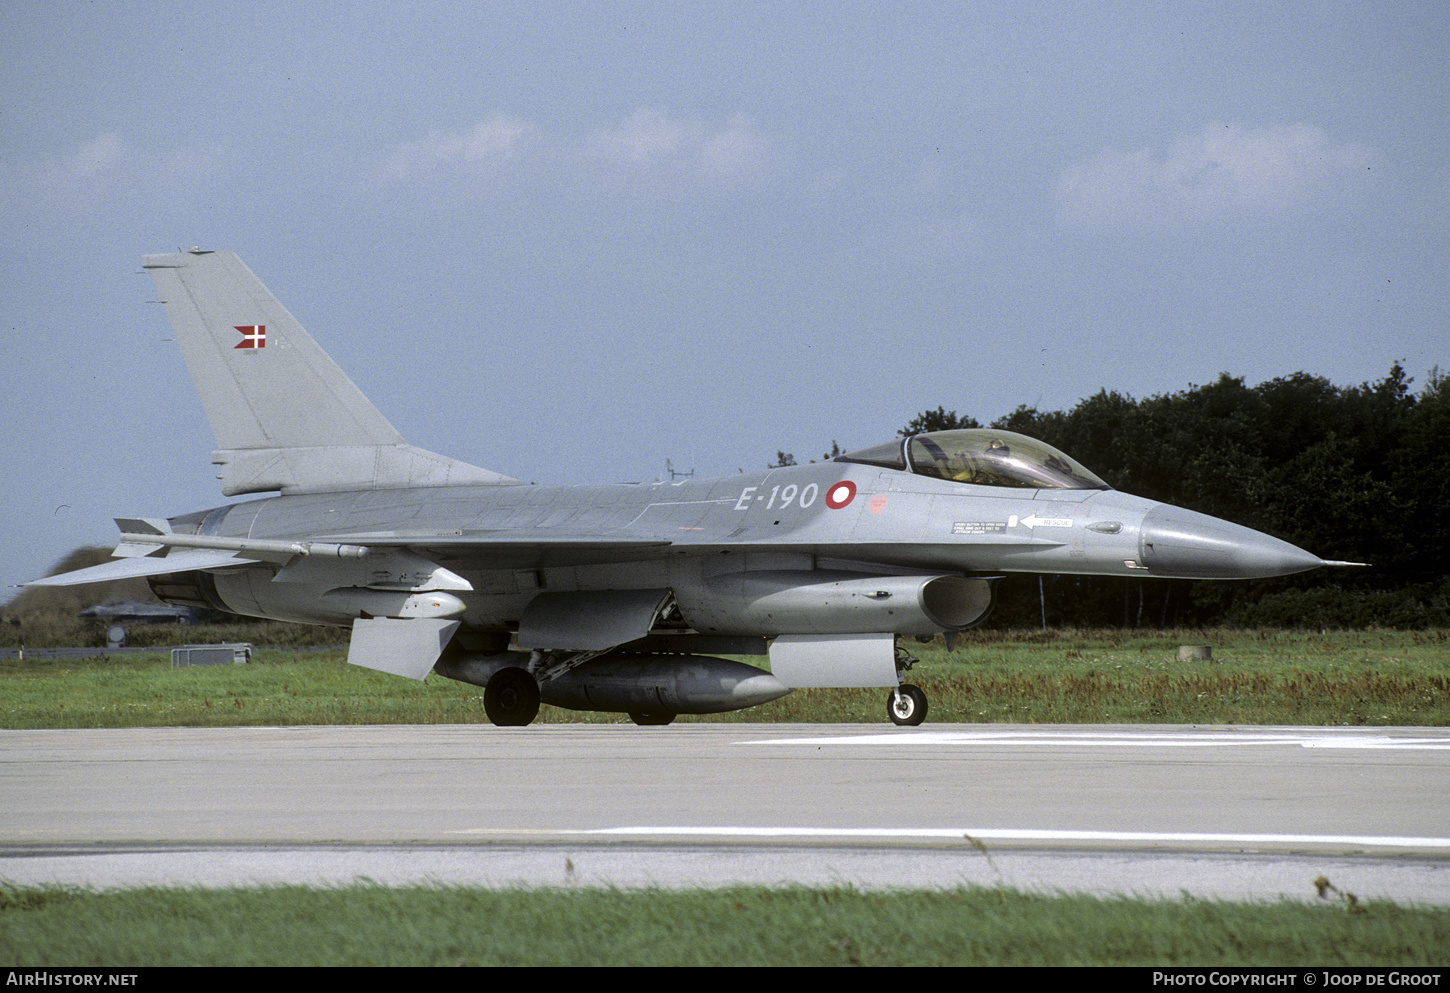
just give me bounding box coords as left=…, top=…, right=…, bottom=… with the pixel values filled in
left=3, top=1, right=1446, bottom=598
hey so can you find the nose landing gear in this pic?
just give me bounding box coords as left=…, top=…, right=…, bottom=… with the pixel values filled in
left=887, top=684, right=928, bottom=726
left=887, top=642, right=928, bottom=726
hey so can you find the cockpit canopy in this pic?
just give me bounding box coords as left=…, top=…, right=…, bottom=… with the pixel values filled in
left=835, top=429, right=1110, bottom=490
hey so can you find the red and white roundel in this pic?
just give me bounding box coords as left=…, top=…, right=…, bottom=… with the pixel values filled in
left=825, top=480, right=857, bottom=509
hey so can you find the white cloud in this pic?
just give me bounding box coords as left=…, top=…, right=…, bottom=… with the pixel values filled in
left=584, top=108, right=774, bottom=185
left=586, top=108, right=695, bottom=166
left=382, top=115, right=535, bottom=179
left=29, top=132, right=225, bottom=211
left=698, top=114, right=773, bottom=183
left=69, top=132, right=126, bottom=176
left=381, top=109, right=778, bottom=192
left=1057, top=122, right=1383, bottom=232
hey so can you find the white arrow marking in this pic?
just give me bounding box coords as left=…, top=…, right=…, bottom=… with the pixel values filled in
left=1008, top=514, right=1073, bottom=530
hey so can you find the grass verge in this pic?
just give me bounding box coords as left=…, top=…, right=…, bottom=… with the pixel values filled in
left=3, top=883, right=1447, bottom=967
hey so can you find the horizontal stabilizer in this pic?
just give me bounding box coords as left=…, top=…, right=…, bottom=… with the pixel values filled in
left=114, top=517, right=171, bottom=535
left=23, top=549, right=253, bottom=587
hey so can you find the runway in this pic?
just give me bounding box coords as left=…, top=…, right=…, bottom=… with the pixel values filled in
left=4, top=723, right=1448, bottom=902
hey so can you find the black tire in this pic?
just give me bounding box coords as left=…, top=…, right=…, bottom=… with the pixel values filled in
left=484, top=667, right=541, bottom=726
left=886, top=684, right=928, bottom=726
left=629, top=712, right=676, bottom=726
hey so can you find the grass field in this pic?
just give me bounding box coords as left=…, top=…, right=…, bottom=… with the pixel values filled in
left=3, top=882, right=1448, bottom=967
left=2, top=627, right=1446, bottom=728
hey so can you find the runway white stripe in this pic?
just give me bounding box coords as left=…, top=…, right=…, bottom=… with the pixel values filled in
left=739, top=730, right=1450, bottom=749
left=584, top=826, right=1450, bottom=850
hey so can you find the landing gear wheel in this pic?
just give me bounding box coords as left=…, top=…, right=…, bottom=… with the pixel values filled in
left=484, top=667, right=541, bottom=726
left=628, top=712, right=676, bottom=726
left=887, top=684, right=928, bottom=727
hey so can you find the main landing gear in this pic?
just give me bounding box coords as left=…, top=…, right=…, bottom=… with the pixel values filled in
left=483, top=667, right=541, bottom=727
left=628, top=711, right=676, bottom=726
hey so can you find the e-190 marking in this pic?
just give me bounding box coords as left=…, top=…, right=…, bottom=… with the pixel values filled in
left=734, top=483, right=821, bottom=511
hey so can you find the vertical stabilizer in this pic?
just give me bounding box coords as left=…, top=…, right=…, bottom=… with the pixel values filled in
left=143, top=250, right=515, bottom=495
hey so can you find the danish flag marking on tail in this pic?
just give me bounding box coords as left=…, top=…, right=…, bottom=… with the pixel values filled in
left=234, top=325, right=266, bottom=349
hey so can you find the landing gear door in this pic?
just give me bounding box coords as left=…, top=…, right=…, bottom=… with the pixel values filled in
left=517, top=588, right=675, bottom=652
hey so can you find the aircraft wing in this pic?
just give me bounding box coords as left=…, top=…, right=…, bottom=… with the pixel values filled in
left=26, top=517, right=1044, bottom=588
left=311, top=531, right=674, bottom=569
left=23, top=524, right=674, bottom=589
left=311, top=528, right=1045, bottom=573
left=308, top=523, right=1058, bottom=572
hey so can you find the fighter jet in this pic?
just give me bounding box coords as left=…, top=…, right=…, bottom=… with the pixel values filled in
left=27, top=250, right=1358, bottom=727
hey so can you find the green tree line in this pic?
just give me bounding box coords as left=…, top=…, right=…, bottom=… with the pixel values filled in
left=888, top=364, right=1448, bottom=629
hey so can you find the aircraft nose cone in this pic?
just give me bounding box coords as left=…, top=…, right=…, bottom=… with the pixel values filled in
left=1139, top=505, right=1325, bottom=579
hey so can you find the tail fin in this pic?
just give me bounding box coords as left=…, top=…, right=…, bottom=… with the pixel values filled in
left=143, top=250, right=515, bottom=496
